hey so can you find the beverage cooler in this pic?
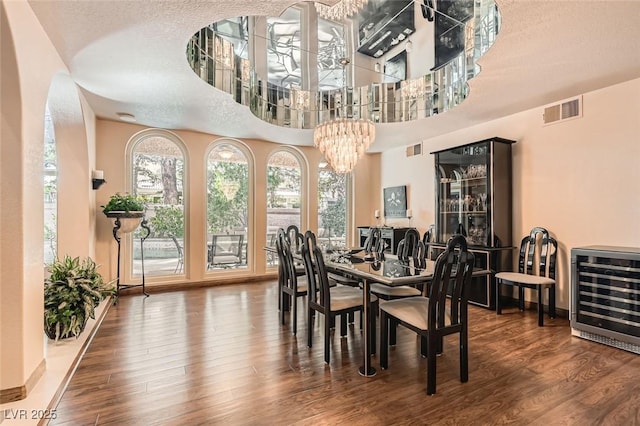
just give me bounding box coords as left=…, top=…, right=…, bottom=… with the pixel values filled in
left=571, top=246, right=640, bottom=354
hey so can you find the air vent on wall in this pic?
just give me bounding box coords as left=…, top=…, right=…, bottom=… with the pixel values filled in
left=543, top=95, right=582, bottom=125
left=406, top=142, right=423, bottom=157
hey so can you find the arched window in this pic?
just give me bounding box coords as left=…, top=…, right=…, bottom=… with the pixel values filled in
left=130, top=133, right=186, bottom=277
left=317, top=165, right=348, bottom=250
left=265, top=149, right=304, bottom=265
left=206, top=141, right=251, bottom=271
left=43, top=105, right=57, bottom=264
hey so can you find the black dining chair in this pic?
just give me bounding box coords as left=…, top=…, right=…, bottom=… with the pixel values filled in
left=276, top=228, right=307, bottom=335
left=363, top=226, right=385, bottom=256
left=423, top=224, right=435, bottom=260
left=301, top=235, right=377, bottom=364
left=379, top=235, right=475, bottom=395
left=371, top=230, right=427, bottom=345
left=286, top=224, right=302, bottom=254
left=495, top=227, right=558, bottom=326
left=397, top=228, right=421, bottom=261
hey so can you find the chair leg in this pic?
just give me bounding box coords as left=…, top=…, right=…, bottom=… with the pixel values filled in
left=324, top=313, right=331, bottom=364
left=389, top=319, right=397, bottom=346
left=426, top=331, right=438, bottom=395
left=460, top=326, right=469, bottom=383
left=340, top=314, right=347, bottom=337
left=380, top=310, right=389, bottom=369
left=292, top=294, right=297, bottom=335
left=537, top=287, right=544, bottom=327
left=495, top=280, right=502, bottom=314
left=518, top=286, right=525, bottom=311
left=549, top=284, right=556, bottom=318
left=280, top=291, right=286, bottom=325
left=420, top=336, right=428, bottom=358
left=307, top=307, right=313, bottom=348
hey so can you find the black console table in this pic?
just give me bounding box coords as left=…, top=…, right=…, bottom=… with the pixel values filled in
left=111, top=215, right=151, bottom=298
left=357, top=226, right=411, bottom=255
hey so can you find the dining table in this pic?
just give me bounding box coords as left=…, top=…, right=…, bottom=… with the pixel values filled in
left=324, top=249, right=491, bottom=377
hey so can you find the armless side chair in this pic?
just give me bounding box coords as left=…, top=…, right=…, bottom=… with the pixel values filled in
left=495, top=227, right=558, bottom=326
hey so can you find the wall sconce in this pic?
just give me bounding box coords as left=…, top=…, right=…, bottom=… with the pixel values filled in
left=92, top=170, right=106, bottom=190
left=374, top=62, right=381, bottom=73
left=406, top=208, right=413, bottom=226
left=374, top=209, right=381, bottom=227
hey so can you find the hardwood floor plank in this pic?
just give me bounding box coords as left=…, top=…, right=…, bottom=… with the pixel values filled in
left=49, top=280, right=640, bottom=425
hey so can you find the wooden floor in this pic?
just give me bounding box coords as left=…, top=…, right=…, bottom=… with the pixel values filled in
left=50, top=280, right=640, bottom=425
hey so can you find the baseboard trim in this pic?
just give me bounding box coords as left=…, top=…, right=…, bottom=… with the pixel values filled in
left=0, top=358, right=46, bottom=404
left=142, top=273, right=278, bottom=293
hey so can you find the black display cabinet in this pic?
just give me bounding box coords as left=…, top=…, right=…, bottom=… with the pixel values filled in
left=431, top=137, right=515, bottom=308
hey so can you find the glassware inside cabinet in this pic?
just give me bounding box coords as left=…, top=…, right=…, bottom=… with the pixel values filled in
left=433, top=138, right=514, bottom=248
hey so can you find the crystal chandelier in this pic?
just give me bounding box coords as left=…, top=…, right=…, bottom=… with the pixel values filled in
left=315, top=0, right=369, bottom=21
left=313, top=117, right=375, bottom=174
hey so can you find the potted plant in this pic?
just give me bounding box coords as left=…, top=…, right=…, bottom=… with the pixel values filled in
left=44, top=255, right=115, bottom=341
left=102, top=193, right=146, bottom=233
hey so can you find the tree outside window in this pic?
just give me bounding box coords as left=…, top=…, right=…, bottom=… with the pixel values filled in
left=131, top=137, right=185, bottom=276
left=318, top=168, right=347, bottom=249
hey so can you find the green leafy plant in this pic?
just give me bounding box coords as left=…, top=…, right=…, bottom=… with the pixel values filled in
left=102, top=193, right=145, bottom=214
left=44, top=256, right=115, bottom=341
left=149, top=205, right=184, bottom=238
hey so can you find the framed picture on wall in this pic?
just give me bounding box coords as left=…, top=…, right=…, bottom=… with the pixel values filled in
left=383, top=185, right=407, bottom=218
left=384, top=50, right=407, bottom=83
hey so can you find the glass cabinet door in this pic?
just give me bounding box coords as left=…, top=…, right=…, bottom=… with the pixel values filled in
left=435, top=142, right=490, bottom=246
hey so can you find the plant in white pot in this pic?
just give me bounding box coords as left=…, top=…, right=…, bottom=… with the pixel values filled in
left=102, top=193, right=146, bottom=233
left=44, top=256, right=115, bottom=341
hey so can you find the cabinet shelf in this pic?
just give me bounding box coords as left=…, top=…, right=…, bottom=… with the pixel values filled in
left=440, top=177, right=488, bottom=184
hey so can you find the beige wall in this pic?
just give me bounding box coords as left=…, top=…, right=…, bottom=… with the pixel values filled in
left=380, top=77, right=640, bottom=311
left=94, top=121, right=380, bottom=285
left=1, top=0, right=97, bottom=395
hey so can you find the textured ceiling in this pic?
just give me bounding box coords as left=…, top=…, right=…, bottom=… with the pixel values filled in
left=28, top=0, right=640, bottom=152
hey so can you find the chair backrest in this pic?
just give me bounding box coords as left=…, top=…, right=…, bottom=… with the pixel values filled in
left=311, top=244, right=333, bottom=308
left=414, top=240, right=427, bottom=269
left=286, top=225, right=302, bottom=253
left=364, top=227, right=384, bottom=255
left=426, top=235, right=475, bottom=330
left=276, top=228, right=299, bottom=291
left=422, top=224, right=435, bottom=260
left=398, top=228, right=421, bottom=261
left=301, top=230, right=323, bottom=305
left=423, top=224, right=435, bottom=245
left=518, top=227, right=558, bottom=279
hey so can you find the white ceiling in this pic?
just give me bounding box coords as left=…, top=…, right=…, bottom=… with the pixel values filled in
left=28, top=0, right=640, bottom=152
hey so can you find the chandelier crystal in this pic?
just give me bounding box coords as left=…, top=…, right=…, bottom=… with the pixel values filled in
left=313, top=118, right=375, bottom=174
left=315, top=0, right=369, bottom=21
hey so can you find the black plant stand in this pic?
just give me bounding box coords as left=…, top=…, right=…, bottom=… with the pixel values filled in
left=112, top=215, right=151, bottom=299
